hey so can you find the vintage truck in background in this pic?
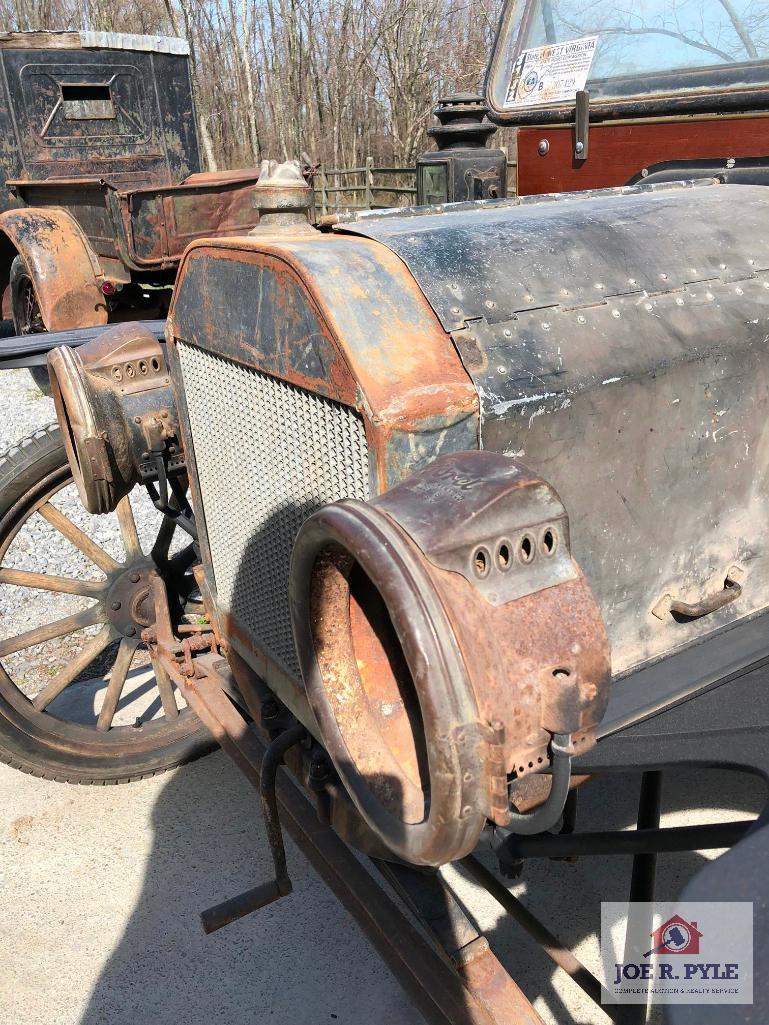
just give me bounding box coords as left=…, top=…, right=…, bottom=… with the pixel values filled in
left=0, top=30, right=260, bottom=385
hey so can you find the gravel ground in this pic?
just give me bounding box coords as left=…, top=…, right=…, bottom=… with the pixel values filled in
left=0, top=366, right=56, bottom=450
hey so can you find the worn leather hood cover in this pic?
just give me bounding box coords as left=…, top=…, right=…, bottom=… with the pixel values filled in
left=337, top=181, right=769, bottom=677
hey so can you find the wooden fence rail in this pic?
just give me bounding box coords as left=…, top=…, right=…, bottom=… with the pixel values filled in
left=314, top=154, right=518, bottom=214
left=315, top=156, right=416, bottom=214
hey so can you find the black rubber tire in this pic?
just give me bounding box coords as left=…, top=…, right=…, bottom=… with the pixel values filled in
left=27, top=366, right=51, bottom=393
left=0, top=423, right=215, bottom=783
left=9, top=255, right=52, bottom=395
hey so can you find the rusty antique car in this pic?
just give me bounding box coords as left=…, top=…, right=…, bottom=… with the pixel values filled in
left=0, top=30, right=260, bottom=386
left=2, top=3, right=769, bottom=1023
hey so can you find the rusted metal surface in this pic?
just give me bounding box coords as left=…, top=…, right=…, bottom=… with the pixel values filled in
left=144, top=570, right=220, bottom=697
left=48, top=322, right=179, bottom=513
left=652, top=566, right=744, bottom=622
left=200, top=722, right=304, bottom=934
left=222, top=610, right=314, bottom=727
left=454, top=940, right=546, bottom=1025
left=416, top=94, right=507, bottom=206
left=170, top=245, right=358, bottom=406
left=169, top=231, right=479, bottom=494
left=54, top=148, right=769, bottom=1019
left=248, top=158, right=315, bottom=230
left=291, top=451, right=610, bottom=866
left=415, top=572, right=607, bottom=769
left=164, top=196, right=610, bottom=866
left=166, top=219, right=475, bottom=738
left=507, top=770, right=590, bottom=814
left=0, top=36, right=199, bottom=198
left=377, top=860, right=545, bottom=1025
left=0, top=207, right=106, bottom=330
left=9, top=173, right=261, bottom=277
left=116, top=173, right=261, bottom=269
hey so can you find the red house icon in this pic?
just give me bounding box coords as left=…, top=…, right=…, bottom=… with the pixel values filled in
left=646, top=915, right=703, bottom=957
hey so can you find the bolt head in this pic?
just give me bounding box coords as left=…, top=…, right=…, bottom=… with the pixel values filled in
left=575, top=141, right=585, bottom=155
left=125, top=626, right=136, bottom=636
left=110, top=600, right=122, bottom=611
left=129, top=572, right=141, bottom=583
left=537, top=139, right=549, bottom=156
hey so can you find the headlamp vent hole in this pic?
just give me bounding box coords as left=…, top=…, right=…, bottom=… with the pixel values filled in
left=497, top=542, right=511, bottom=570
left=473, top=548, right=490, bottom=577
left=519, top=535, right=534, bottom=563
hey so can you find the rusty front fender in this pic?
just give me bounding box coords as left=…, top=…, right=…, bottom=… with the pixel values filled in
left=0, top=207, right=107, bottom=330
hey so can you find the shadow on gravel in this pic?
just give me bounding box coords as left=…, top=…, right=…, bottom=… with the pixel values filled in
left=76, top=753, right=766, bottom=1025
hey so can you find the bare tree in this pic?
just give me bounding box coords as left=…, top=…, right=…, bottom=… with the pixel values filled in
left=4, top=0, right=763, bottom=177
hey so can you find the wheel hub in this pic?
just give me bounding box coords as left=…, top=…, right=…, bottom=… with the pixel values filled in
left=105, top=562, right=155, bottom=637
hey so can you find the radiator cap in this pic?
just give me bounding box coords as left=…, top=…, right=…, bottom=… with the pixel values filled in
left=249, top=159, right=314, bottom=232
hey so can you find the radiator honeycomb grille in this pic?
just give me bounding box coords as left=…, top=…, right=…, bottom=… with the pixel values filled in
left=178, top=344, right=370, bottom=675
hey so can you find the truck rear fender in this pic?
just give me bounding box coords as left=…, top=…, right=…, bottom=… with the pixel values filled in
left=0, top=207, right=107, bottom=329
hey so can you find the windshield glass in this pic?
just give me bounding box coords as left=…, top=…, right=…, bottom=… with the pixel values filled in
left=488, top=0, right=769, bottom=114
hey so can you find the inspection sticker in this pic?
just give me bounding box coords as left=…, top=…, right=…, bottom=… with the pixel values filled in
left=505, top=35, right=597, bottom=108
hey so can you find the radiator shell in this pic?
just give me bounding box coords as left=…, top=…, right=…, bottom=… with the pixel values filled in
left=167, top=232, right=477, bottom=712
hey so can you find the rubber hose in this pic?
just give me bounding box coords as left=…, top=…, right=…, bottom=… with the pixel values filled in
left=495, top=733, right=573, bottom=838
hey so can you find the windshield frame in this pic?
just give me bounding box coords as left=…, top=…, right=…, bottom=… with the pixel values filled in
left=485, top=0, right=769, bottom=124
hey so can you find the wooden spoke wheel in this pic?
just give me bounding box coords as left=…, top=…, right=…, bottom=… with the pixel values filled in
left=0, top=424, right=214, bottom=783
